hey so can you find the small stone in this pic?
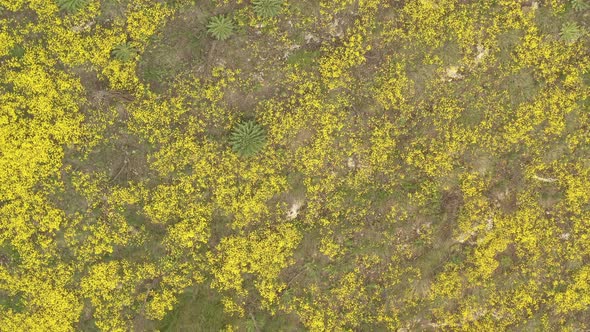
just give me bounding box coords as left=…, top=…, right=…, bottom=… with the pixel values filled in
left=347, top=157, right=356, bottom=169
left=475, top=45, right=488, bottom=64
left=287, top=200, right=304, bottom=220
left=445, top=66, right=463, bottom=81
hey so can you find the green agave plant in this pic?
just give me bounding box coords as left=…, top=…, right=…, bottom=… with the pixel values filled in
left=207, top=15, right=235, bottom=41
left=229, top=120, right=267, bottom=157
left=252, top=0, right=284, bottom=18
left=571, top=0, right=590, bottom=12
left=112, top=42, right=138, bottom=62
left=560, top=22, right=585, bottom=43
left=57, top=0, right=89, bottom=12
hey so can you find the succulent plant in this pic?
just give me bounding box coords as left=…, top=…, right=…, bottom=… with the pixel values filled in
left=571, top=0, right=590, bottom=12
left=112, top=42, right=138, bottom=62
left=560, top=22, right=585, bottom=43
left=207, top=15, right=235, bottom=41
left=57, top=0, right=90, bottom=13
left=252, top=0, right=284, bottom=18
left=229, top=120, right=267, bottom=157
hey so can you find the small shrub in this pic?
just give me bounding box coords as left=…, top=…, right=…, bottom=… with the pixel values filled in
left=229, top=120, right=267, bottom=157
left=57, top=0, right=89, bottom=12
left=560, top=22, right=585, bottom=43
left=207, top=15, right=235, bottom=41
left=112, top=42, right=138, bottom=62
left=9, top=45, right=25, bottom=59
left=252, top=0, right=284, bottom=18
left=571, top=0, right=590, bottom=11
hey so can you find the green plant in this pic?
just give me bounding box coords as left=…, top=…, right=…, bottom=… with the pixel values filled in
left=560, top=22, right=585, bottom=43
left=571, top=0, right=590, bottom=11
left=229, top=120, right=267, bottom=157
left=9, top=45, right=25, bottom=59
left=112, top=42, right=138, bottom=62
left=207, top=15, right=235, bottom=41
left=252, top=0, right=284, bottom=18
left=56, top=0, right=89, bottom=12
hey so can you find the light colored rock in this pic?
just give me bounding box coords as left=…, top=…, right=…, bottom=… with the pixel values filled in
left=445, top=66, right=463, bottom=81
left=305, top=33, right=320, bottom=44
left=283, top=44, right=301, bottom=59
left=328, top=19, right=344, bottom=38
left=475, top=45, right=488, bottom=64
left=347, top=156, right=356, bottom=169
left=485, top=218, right=493, bottom=231
left=72, top=20, right=95, bottom=33
left=287, top=200, right=304, bottom=220
left=533, top=174, right=558, bottom=183
left=455, top=231, right=474, bottom=243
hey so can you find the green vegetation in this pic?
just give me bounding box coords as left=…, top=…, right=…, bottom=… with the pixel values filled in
left=571, top=0, right=590, bottom=11
left=561, top=21, right=586, bottom=43
left=111, top=42, right=138, bottom=62
left=56, top=0, right=89, bottom=12
left=229, top=120, right=267, bottom=157
left=252, top=0, right=284, bottom=18
left=207, top=14, right=235, bottom=41
left=1, top=0, right=590, bottom=331
left=8, top=45, right=25, bottom=59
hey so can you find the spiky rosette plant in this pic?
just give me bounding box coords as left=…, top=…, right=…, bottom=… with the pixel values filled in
left=57, top=0, right=89, bottom=12
left=207, top=15, right=235, bottom=41
left=571, top=0, right=590, bottom=12
left=229, top=120, right=267, bottom=157
left=112, top=42, right=138, bottom=62
left=252, top=0, right=284, bottom=18
left=560, top=22, right=585, bottom=43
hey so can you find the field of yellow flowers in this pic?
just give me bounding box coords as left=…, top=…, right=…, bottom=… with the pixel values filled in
left=1, top=0, right=589, bottom=330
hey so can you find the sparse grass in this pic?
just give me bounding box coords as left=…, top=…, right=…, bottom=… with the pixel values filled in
left=158, top=286, right=226, bottom=332
left=286, top=49, right=320, bottom=67
left=138, top=10, right=207, bottom=90
left=159, top=285, right=303, bottom=331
